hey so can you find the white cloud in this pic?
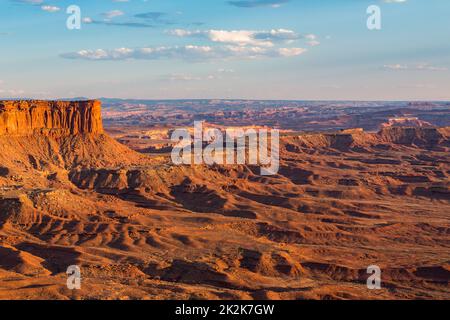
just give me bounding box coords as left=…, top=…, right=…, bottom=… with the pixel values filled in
left=61, top=45, right=307, bottom=61
left=383, top=64, right=408, bottom=70
left=383, top=63, right=448, bottom=71
left=218, top=68, right=235, bottom=73
left=414, top=63, right=448, bottom=71
left=278, top=47, right=307, bottom=57
left=102, top=10, right=125, bottom=19
left=169, top=28, right=304, bottom=47
left=161, top=73, right=205, bottom=82
left=41, top=5, right=60, bottom=12
left=209, top=30, right=273, bottom=47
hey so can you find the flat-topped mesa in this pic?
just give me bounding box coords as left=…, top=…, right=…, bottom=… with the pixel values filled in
left=0, top=100, right=103, bottom=135
left=378, top=126, right=445, bottom=146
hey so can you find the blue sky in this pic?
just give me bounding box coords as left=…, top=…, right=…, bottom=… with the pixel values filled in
left=0, top=0, right=449, bottom=100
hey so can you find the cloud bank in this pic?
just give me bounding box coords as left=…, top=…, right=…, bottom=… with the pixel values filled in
left=168, top=28, right=304, bottom=47
left=61, top=45, right=306, bottom=61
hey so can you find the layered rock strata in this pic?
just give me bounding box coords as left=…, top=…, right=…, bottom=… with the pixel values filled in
left=0, top=100, right=103, bottom=135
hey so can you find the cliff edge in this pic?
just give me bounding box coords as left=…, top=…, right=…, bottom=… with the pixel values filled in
left=0, top=100, right=151, bottom=182
left=0, top=100, right=103, bottom=135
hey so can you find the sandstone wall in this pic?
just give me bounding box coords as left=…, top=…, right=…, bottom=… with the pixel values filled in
left=0, top=100, right=103, bottom=135
left=379, top=126, right=445, bottom=146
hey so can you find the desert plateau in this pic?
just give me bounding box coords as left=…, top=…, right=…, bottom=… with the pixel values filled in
left=0, top=99, right=448, bottom=300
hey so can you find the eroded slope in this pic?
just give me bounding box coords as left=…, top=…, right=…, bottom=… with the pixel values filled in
left=0, top=125, right=448, bottom=300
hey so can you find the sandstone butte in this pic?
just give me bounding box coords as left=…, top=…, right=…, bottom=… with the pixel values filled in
left=0, top=100, right=103, bottom=135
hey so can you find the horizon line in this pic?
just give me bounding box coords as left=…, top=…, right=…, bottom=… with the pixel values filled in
left=1, top=97, right=449, bottom=103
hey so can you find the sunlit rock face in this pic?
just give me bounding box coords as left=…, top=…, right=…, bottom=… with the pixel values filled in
left=0, top=100, right=103, bottom=135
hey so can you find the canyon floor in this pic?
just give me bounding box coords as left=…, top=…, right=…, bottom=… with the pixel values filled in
left=0, top=122, right=449, bottom=300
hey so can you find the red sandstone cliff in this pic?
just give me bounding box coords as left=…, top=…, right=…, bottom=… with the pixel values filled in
left=0, top=100, right=103, bottom=135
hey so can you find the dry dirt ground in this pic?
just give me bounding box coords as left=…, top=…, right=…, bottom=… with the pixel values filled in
left=0, top=128, right=449, bottom=300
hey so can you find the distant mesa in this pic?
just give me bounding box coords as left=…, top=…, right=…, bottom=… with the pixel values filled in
left=381, top=117, right=433, bottom=128
left=0, top=100, right=103, bottom=135
left=0, top=99, right=147, bottom=175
